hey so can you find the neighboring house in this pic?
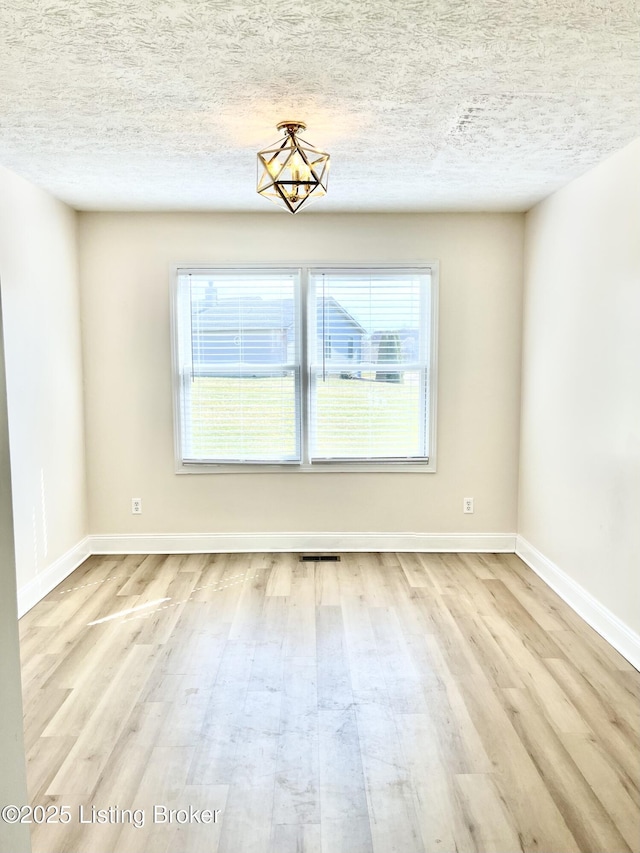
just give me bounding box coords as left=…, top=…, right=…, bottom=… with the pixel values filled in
left=316, top=297, right=366, bottom=368
left=192, top=297, right=294, bottom=374
left=191, top=295, right=367, bottom=374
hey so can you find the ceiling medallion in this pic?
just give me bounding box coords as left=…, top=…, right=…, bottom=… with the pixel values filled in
left=257, top=121, right=330, bottom=214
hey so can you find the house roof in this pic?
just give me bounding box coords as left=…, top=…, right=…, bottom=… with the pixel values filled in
left=195, top=298, right=294, bottom=331
left=195, top=296, right=367, bottom=334
left=321, top=297, right=367, bottom=335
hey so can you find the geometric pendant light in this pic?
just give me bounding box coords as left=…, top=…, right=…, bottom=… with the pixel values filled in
left=257, top=121, right=330, bottom=214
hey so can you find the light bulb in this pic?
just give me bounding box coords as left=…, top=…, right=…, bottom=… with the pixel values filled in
left=289, top=151, right=311, bottom=201
left=266, top=158, right=280, bottom=179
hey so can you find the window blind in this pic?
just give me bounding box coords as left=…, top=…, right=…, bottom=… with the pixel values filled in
left=308, top=270, right=431, bottom=461
left=176, top=270, right=301, bottom=463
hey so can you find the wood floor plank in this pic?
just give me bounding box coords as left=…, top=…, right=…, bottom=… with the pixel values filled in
left=314, top=561, right=340, bottom=607
left=548, top=629, right=640, bottom=733
left=42, top=622, right=146, bottom=737
left=155, top=674, right=213, bottom=748
left=41, top=621, right=118, bottom=689
left=422, top=606, right=583, bottom=850
left=217, top=689, right=281, bottom=853
left=500, top=686, right=633, bottom=852
left=45, top=644, right=156, bottom=796
left=501, top=555, right=635, bottom=671
left=172, top=784, right=228, bottom=853
left=342, top=593, right=391, bottom=707
left=33, top=702, right=171, bottom=853
left=187, top=682, right=248, bottom=786
left=454, top=773, right=526, bottom=853
left=265, top=552, right=293, bottom=597
left=405, top=630, right=493, bottom=776
left=272, top=659, right=320, bottom=826
left=442, top=593, right=527, bottom=689
left=415, top=553, right=467, bottom=595
left=457, top=551, right=502, bottom=581
left=355, top=703, right=425, bottom=852
left=194, top=553, right=248, bottom=619
left=35, top=571, right=134, bottom=655
left=336, top=552, right=367, bottom=597
left=369, top=605, right=428, bottom=713
left=397, top=552, right=435, bottom=590
left=270, top=823, right=322, bottom=853
left=20, top=644, right=58, bottom=691
left=498, top=556, right=568, bottom=632
left=25, top=735, right=76, bottom=804
left=284, top=569, right=316, bottom=659
left=478, top=578, right=567, bottom=660
left=19, top=551, right=639, bottom=853
left=248, top=595, right=287, bottom=693
left=545, top=657, right=640, bottom=801
left=396, top=712, right=475, bottom=853
left=186, top=638, right=256, bottom=786
left=133, top=569, right=200, bottom=645
left=562, top=731, right=640, bottom=851
left=22, top=684, right=71, bottom=752
left=115, top=553, right=168, bottom=597
left=188, top=553, right=231, bottom=603
left=229, top=560, right=269, bottom=641
left=356, top=559, right=389, bottom=608
left=113, top=745, right=198, bottom=853
left=456, top=591, right=589, bottom=734
left=316, top=605, right=354, bottom=711
left=412, top=552, right=450, bottom=591
left=318, top=708, right=373, bottom=853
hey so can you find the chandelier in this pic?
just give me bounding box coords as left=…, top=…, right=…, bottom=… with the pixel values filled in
left=257, top=121, right=330, bottom=214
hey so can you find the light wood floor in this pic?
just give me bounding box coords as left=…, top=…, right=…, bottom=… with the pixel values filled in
left=19, top=552, right=640, bottom=853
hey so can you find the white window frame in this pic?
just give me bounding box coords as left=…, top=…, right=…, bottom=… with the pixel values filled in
left=171, top=263, right=438, bottom=473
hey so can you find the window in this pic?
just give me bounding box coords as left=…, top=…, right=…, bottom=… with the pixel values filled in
left=173, top=266, right=437, bottom=471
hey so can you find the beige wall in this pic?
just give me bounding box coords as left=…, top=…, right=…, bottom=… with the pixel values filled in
left=0, top=165, right=87, bottom=593
left=79, top=212, right=523, bottom=536
left=0, top=294, right=31, bottom=853
left=519, top=138, right=640, bottom=634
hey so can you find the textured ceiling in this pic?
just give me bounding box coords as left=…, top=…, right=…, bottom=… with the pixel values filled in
left=0, top=0, right=638, bottom=212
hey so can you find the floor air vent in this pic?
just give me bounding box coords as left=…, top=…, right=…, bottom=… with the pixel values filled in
left=299, top=555, right=341, bottom=562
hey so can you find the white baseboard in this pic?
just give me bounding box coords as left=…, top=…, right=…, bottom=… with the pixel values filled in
left=17, top=536, right=91, bottom=617
left=516, top=536, right=640, bottom=671
left=89, top=532, right=517, bottom=555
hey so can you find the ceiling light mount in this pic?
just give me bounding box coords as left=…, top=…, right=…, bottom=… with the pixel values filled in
left=257, top=120, right=329, bottom=214
left=276, top=120, right=307, bottom=135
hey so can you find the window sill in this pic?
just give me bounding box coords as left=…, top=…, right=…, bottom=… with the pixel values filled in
left=176, top=461, right=435, bottom=474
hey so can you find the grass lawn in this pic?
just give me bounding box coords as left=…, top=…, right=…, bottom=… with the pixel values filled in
left=190, top=373, right=423, bottom=459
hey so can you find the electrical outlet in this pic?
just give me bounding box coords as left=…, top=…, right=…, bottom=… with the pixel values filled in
left=463, top=497, right=474, bottom=514
left=132, top=498, right=142, bottom=514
